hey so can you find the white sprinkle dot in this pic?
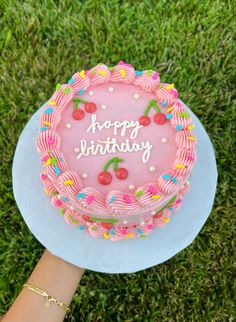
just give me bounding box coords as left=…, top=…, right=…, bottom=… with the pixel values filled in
left=88, top=90, right=93, bottom=96
left=101, top=104, right=107, bottom=110
left=70, top=206, right=75, bottom=210
left=134, top=93, right=140, bottom=99
left=149, top=166, right=156, bottom=172
left=140, top=221, right=145, bottom=226
left=161, top=137, right=167, bottom=143
left=74, top=147, right=80, bottom=153
left=186, top=180, right=190, bottom=186
left=82, top=173, right=88, bottom=179
left=108, top=86, right=114, bottom=92
left=123, top=220, right=128, bottom=224
left=128, top=184, right=135, bottom=191
left=66, top=123, right=71, bottom=128
left=150, top=210, right=156, bottom=215
left=57, top=195, right=61, bottom=200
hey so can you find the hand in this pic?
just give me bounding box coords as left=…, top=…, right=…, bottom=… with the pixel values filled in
left=2, top=250, right=85, bottom=322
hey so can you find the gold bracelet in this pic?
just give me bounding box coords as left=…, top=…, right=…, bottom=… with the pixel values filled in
left=23, top=283, right=70, bottom=313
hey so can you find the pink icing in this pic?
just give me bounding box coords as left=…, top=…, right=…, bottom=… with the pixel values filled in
left=134, top=70, right=160, bottom=92
left=36, top=62, right=197, bottom=240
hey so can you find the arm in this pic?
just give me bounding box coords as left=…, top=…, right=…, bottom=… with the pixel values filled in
left=3, top=250, right=85, bottom=322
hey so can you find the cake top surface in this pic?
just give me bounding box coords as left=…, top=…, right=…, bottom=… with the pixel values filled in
left=37, top=62, right=197, bottom=216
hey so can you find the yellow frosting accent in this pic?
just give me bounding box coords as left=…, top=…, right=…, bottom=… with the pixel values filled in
left=42, top=121, right=52, bottom=126
left=103, top=232, right=110, bottom=239
left=166, top=83, right=174, bottom=90
left=176, top=164, right=185, bottom=169
left=187, top=136, right=196, bottom=141
left=167, top=106, right=174, bottom=112
left=45, top=158, right=51, bottom=166
left=187, top=125, right=196, bottom=130
left=124, top=233, right=134, bottom=239
left=164, top=217, right=170, bottom=223
left=152, top=195, right=161, bottom=200
left=79, top=70, right=85, bottom=78
left=64, top=180, right=73, bottom=186
left=44, top=189, right=49, bottom=195
left=48, top=101, right=56, bottom=105
left=119, top=69, right=126, bottom=77
left=98, top=70, right=106, bottom=76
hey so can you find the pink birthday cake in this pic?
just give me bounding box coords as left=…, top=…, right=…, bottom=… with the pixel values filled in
left=36, top=62, right=197, bottom=241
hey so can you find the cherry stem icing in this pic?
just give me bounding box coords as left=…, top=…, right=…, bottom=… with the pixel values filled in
left=88, top=216, right=118, bottom=224
left=158, top=194, right=177, bottom=213
left=144, top=99, right=161, bottom=116
left=73, top=97, right=87, bottom=109
left=103, top=157, right=124, bottom=172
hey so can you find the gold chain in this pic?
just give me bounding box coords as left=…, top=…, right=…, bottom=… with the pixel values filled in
left=23, top=283, right=70, bottom=313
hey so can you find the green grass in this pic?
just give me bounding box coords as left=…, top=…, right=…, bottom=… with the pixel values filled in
left=0, top=0, right=235, bottom=321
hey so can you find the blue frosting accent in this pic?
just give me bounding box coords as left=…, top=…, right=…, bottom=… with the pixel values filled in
left=54, top=166, right=61, bottom=176
left=61, top=196, right=69, bottom=202
left=171, top=176, right=177, bottom=183
left=78, top=89, right=85, bottom=95
left=44, top=107, right=53, bottom=114
left=175, top=125, right=183, bottom=131
left=109, top=196, right=115, bottom=204
left=79, top=225, right=86, bottom=230
left=161, top=101, right=167, bottom=107
left=165, top=113, right=172, bottom=120
left=135, top=70, right=143, bottom=76
left=109, top=228, right=115, bottom=236
left=40, top=126, right=48, bottom=132
left=162, top=174, right=171, bottom=180
left=76, top=192, right=86, bottom=199
left=136, top=228, right=143, bottom=235
left=68, top=78, right=75, bottom=84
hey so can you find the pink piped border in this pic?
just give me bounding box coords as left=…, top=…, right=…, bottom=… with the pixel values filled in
left=36, top=62, right=197, bottom=217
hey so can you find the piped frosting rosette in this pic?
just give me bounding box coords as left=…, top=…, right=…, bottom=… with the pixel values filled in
left=50, top=84, right=74, bottom=110
left=158, top=170, right=185, bottom=194
left=170, top=102, right=193, bottom=130
left=110, top=63, right=136, bottom=84
left=57, top=171, right=83, bottom=201
left=43, top=178, right=57, bottom=196
left=40, top=105, right=61, bottom=130
left=106, top=190, right=141, bottom=215
left=176, top=130, right=197, bottom=150
left=134, top=183, right=163, bottom=207
left=69, top=70, right=90, bottom=92
left=76, top=187, right=107, bottom=215
left=64, top=209, right=87, bottom=227
left=155, top=83, right=178, bottom=108
left=36, top=129, right=61, bottom=154
left=87, top=64, right=111, bottom=86
left=153, top=209, right=171, bottom=228
left=51, top=194, right=65, bottom=208
left=43, top=150, right=69, bottom=185
left=173, top=147, right=197, bottom=176
left=134, top=70, right=160, bottom=92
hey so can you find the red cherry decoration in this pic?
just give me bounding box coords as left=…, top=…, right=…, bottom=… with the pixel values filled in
left=101, top=222, right=113, bottom=229
left=115, top=168, right=128, bottom=180
left=98, top=171, right=112, bottom=185
left=154, top=113, right=166, bottom=125
left=72, top=109, right=85, bottom=120
left=82, top=215, right=93, bottom=223
left=85, top=102, right=97, bottom=113
left=139, top=115, right=151, bottom=126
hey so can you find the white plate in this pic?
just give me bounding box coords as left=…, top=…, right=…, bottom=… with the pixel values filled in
left=12, top=102, right=217, bottom=273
